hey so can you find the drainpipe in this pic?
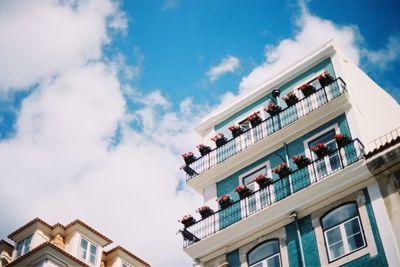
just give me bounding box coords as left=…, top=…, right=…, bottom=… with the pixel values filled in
left=290, top=212, right=306, bottom=267
left=283, top=142, right=293, bottom=194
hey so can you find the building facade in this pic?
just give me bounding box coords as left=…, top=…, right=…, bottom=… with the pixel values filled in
left=0, top=218, right=150, bottom=267
left=179, top=41, right=400, bottom=267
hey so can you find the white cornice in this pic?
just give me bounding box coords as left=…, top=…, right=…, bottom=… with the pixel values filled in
left=195, top=40, right=338, bottom=135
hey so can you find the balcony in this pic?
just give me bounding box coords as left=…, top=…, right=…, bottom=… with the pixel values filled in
left=181, top=139, right=364, bottom=248
left=182, top=78, right=348, bottom=181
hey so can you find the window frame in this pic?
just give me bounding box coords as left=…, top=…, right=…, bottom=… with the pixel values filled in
left=78, top=236, right=98, bottom=266
left=16, top=234, right=33, bottom=258
left=320, top=202, right=367, bottom=263
left=246, top=239, right=282, bottom=267
left=239, top=162, right=274, bottom=215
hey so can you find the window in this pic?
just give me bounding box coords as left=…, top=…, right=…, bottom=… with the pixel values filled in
left=16, top=235, right=32, bottom=257
left=78, top=237, right=98, bottom=265
left=248, top=240, right=281, bottom=267
left=321, top=203, right=366, bottom=262
left=241, top=165, right=272, bottom=214
left=122, top=262, right=130, bottom=267
left=308, top=129, right=341, bottom=179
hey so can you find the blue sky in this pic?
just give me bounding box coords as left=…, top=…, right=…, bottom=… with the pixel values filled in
left=0, top=0, right=399, bottom=266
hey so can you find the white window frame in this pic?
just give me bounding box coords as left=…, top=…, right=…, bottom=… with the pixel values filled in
left=303, top=124, right=344, bottom=182
left=323, top=215, right=366, bottom=262
left=78, top=237, right=98, bottom=266
left=249, top=252, right=282, bottom=267
left=16, top=235, right=33, bottom=257
left=121, top=261, right=131, bottom=267
left=238, top=162, right=274, bottom=215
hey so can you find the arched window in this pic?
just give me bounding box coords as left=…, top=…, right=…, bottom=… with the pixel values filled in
left=247, top=239, right=281, bottom=267
left=321, top=203, right=366, bottom=262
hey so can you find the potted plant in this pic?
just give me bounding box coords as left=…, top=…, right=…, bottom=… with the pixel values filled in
left=196, top=205, right=214, bottom=219
left=182, top=152, right=196, bottom=165
left=272, top=163, right=292, bottom=178
left=318, top=71, right=334, bottom=87
left=179, top=214, right=196, bottom=228
left=333, top=133, right=350, bottom=148
left=211, top=133, right=228, bottom=148
left=292, top=154, right=311, bottom=168
left=217, top=194, right=233, bottom=209
left=197, top=144, right=212, bottom=156
left=264, top=103, right=282, bottom=116
left=247, top=112, right=262, bottom=127
left=282, top=91, right=299, bottom=106
left=253, top=174, right=274, bottom=189
left=311, top=143, right=330, bottom=158
left=229, top=125, right=243, bottom=138
left=234, top=184, right=253, bottom=199
left=298, top=83, right=316, bottom=97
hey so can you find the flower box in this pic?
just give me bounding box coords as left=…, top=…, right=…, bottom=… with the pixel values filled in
left=253, top=174, right=274, bottom=189
left=272, top=163, right=292, bottom=178
left=264, top=103, right=282, bottom=116
left=217, top=194, right=233, bottom=209
left=282, top=92, right=299, bottom=106
left=234, top=184, right=253, bottom=199
left=311, top=143, right=330, bottom=158
left=333, top=133, right=350, bottom=148
left=318, top=71, right=334, bottom=87
left=182, top=152, right=196, bottom=165
left=179, top=214, right=196, bottom=228
left=197, top=144, right=212, bottom=156
left=196, top=205, right=214, bottom=219
left=298, top=84, right=316, bottom=97
left=229, top=125, right=243, bottom=138
left=247, top=112, right=262, bottom=127
left=292, top=155, right=311, bottom=168
left=211, top=133, right=228, bottom=148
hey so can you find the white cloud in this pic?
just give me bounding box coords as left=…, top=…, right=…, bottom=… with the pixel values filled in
left=161, top=0, right=179, bottom=11
left=0, top=0, right=126, bottom=91
left=207, top=55, right=241, bottom=82
left=362, top=35, right=400, bottom=69
left=239, top=7, right=361, bottom=94
left=0, top=1, right=203, bottom=266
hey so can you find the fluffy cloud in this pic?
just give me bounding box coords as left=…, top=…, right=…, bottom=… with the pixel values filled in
left=207, top=55, right=241, bottom=83
left=362, top=35, right=400, bottom=69
left=239, top=7, right=361, bottom=94
left=0, top=0, right=125, bottom=91
left=161, top=0, right=180, bottom=11
left=0, top=1, right=202, bottom=266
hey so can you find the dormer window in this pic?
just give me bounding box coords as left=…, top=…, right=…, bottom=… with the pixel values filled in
left=16, top=235, right=32, bottom=257
left=78, top=237, right=98, bottom=265
left=122, top=262, right=131, bottom=267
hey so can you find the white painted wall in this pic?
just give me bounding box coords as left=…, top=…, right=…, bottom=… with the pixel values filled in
left=335, top=48, right=400, bottom=150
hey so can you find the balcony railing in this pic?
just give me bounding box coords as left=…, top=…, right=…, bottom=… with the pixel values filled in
left=183, top=78, right=347, bottom=181
left=181, top=139, right=364, bottom=247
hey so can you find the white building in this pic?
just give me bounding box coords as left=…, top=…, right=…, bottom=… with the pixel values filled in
left=179, top=41, right=400, bottom=267
left=0, top=218, right=150, bottom=267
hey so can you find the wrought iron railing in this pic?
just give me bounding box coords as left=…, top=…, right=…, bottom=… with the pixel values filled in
left=181, top=139, right=364, bottom=247
left=366, top=127, right=400, bottom=156
left=182, top=78, right=347, bottom=181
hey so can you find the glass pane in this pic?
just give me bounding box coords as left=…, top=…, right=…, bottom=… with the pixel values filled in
left=329, top=241, right=344, bottom=260
left=248, top=194, right=257, bottom=213
left=80, top=238, right=88, bottom=249
left=79, top=248, right=87, bottom=260
left=309, top=129, right=335, bottom=148
left=248, top=240, right=280, bottom=265
left=267, top=254, right=281, bottom=267
left=326, top=227, right=342, bottom=244
left=315, top=159, right=327, bottom=177
left=90, top=244, right=97, bottom=255
left=347, top=233, right=365, bottom=251
left=243, top=167, right=267, bottom=185
left=250, top=262, right=263, bottom=267
left=321, top=203, right=358, bottom=229
left=344, top=218, right=361, bottom=236
left=328, top=152, right=341, bottom=171
left=89, top=253, right=96, bottom=265
left=16, top=241, right=23, bottom=255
